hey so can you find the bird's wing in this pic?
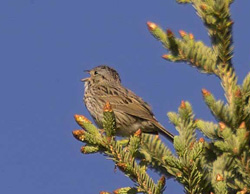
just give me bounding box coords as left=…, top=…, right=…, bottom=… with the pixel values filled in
left=95, top=84, right=155, bottom=121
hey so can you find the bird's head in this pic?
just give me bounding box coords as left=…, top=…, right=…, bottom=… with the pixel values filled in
left=81, top=65, right=121, bottom=84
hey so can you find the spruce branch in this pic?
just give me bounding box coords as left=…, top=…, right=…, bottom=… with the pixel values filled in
left=170, top=101, right=196, bottom=156
left=211, top=154, right=233, bottom=193
left=167, top=101, right=212, bottom=193
left=109, top=140, right=161, bottom=194
left=149, top=0, right=238, bottom=104
left=103, top=102, right=116, bottom=138
left=140, top=101, right=212, bottom=193
left=128, top=129, right=142, bottom=157
left=140, top=134, right=180, bottom=177
left=201, top=88, right=233, bottom=127
left=235, top=149, right=250, bottom=192
left=192, top=0, right=234, bottom=67
left=148, top=23, right=217, bottom=75
left=73, top=103, right=164, bottom=194
left=81, top=144, right=100, bottom=154
left=196, top=119, right=220, bottom=140
left=189, top=0, right=237, bottom=104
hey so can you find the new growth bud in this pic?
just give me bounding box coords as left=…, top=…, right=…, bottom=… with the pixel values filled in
left=189, top=33, right=194, bottom=40
left=216, top=174, right=224, bottom=181
left=117, top=162, right=127, bottom=171
left=233, top=147, right=238, bottom=154
left=162, top=54, right=170, bottom=59
left=147, top=21, right=157, bottom=31
left=74, top=114, right=91, bottom=124
left=72, top=129, right=85, bottom=137
left=200, top=4, right=207, bottom=11
left=235, top=88, right=242, bottom=98
left=199, top=137, right=205, bottom=143
left=180, top=100, right=186, bottom=109
left=166, top=29, right=174, bottom=37
left=219, top=122, right=226, bottom=131
left=81, top=146, right=86, bottom=153
left=239, top=188, right=247, bottom=194
left=179, top=30, right=187, bottom=37
left=103, top=101, right=112, bottom=112
left=72, top=130, right=85, bottom=141
left=201, top=88, right=211, bottom=96
left=159, top=176, right=166, bottom=184
left=239, top=122, right=246, bottom=129
left=158, top=175, right=166, bottom=189
left=100, top=192, right=111, bottom=194
left=134, top=129, right=142, bottom=137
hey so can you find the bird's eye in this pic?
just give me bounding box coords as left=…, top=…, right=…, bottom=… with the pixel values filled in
left=94, top=71, right=98, bottom=75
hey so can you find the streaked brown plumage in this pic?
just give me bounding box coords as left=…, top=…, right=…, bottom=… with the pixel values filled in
left=82, top=65, right=174, bottom=142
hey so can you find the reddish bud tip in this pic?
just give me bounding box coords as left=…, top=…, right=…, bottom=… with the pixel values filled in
left=80, top=146, right=86, bottom=153
left=179, top=30, right=187, bottom=37
left=147, top=21, right=157, bottom=30
left=200, top=4, right=207, bottom=11
left=201, top=88, right=211, bottom=96
left=100, top=192, right=111, bottom=194
left=117, top=162, right=127, bottom=171
left=162, top=54, right=170, bottom=59
left=113, top=189, right=119, bottom=194
left=239, top=122, right=246, bottom=129
left=103, top=101, right=112, bottom=112
left=240, top=188, right=247, bottom=194
left=199, top=137, right=205, bottom=143
left=189, top=141, right=194, bottom=149
left=219, top=122, right=226, bottom=130
left=134, top=129, right=142, bottom=137
left=72, top=130, right=85, bottom=141
left=159, top=175, right=166, bottom=183
left=180, top=100, right=186, bottom=109
left=189, top=33, right=194, bottom=40
left=176, top=172, right=182, bottom=177
left=235, top=88, right=242, bottom=98
left=194, top=119, right=200, bottom=123
left=74, top=114, right=81, bottom=120
left=74, top=114, right=91, bottom=123
left=216, top=174, right=224, bottom=181
left=166, top=29, right=174, bottom=37
left=233, top=147, right=238, bottom=154
left=72, top=129, right=85, bottom=137
left=159, top=176, right=166, bottom=187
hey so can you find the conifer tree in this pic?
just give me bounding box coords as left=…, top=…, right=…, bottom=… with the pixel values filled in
left=73, top=0, right=250, bottom=193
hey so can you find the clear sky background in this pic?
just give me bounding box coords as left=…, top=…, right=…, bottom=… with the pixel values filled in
left=1, top=0, right=250, bottom=194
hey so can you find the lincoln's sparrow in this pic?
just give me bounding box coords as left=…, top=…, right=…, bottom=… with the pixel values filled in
left=82, top=65, right=174, bottom=142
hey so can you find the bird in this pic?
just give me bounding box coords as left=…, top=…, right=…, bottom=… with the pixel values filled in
left=81, top=65, right=174, bottom=142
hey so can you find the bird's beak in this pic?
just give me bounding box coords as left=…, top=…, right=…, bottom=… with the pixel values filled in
left=81, top=70, right=90, bottom=82
left=81, top=77, right=90, bottom=82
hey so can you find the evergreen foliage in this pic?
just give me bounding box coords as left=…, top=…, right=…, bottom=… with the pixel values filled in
left=73, top=0, right=250, bottom=193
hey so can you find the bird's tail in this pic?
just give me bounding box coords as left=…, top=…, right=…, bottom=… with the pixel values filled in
left=153, top=121, right=174, bottom=142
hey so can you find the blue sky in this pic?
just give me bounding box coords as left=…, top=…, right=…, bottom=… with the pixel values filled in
left=1, top=0, right=250, bottom=193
